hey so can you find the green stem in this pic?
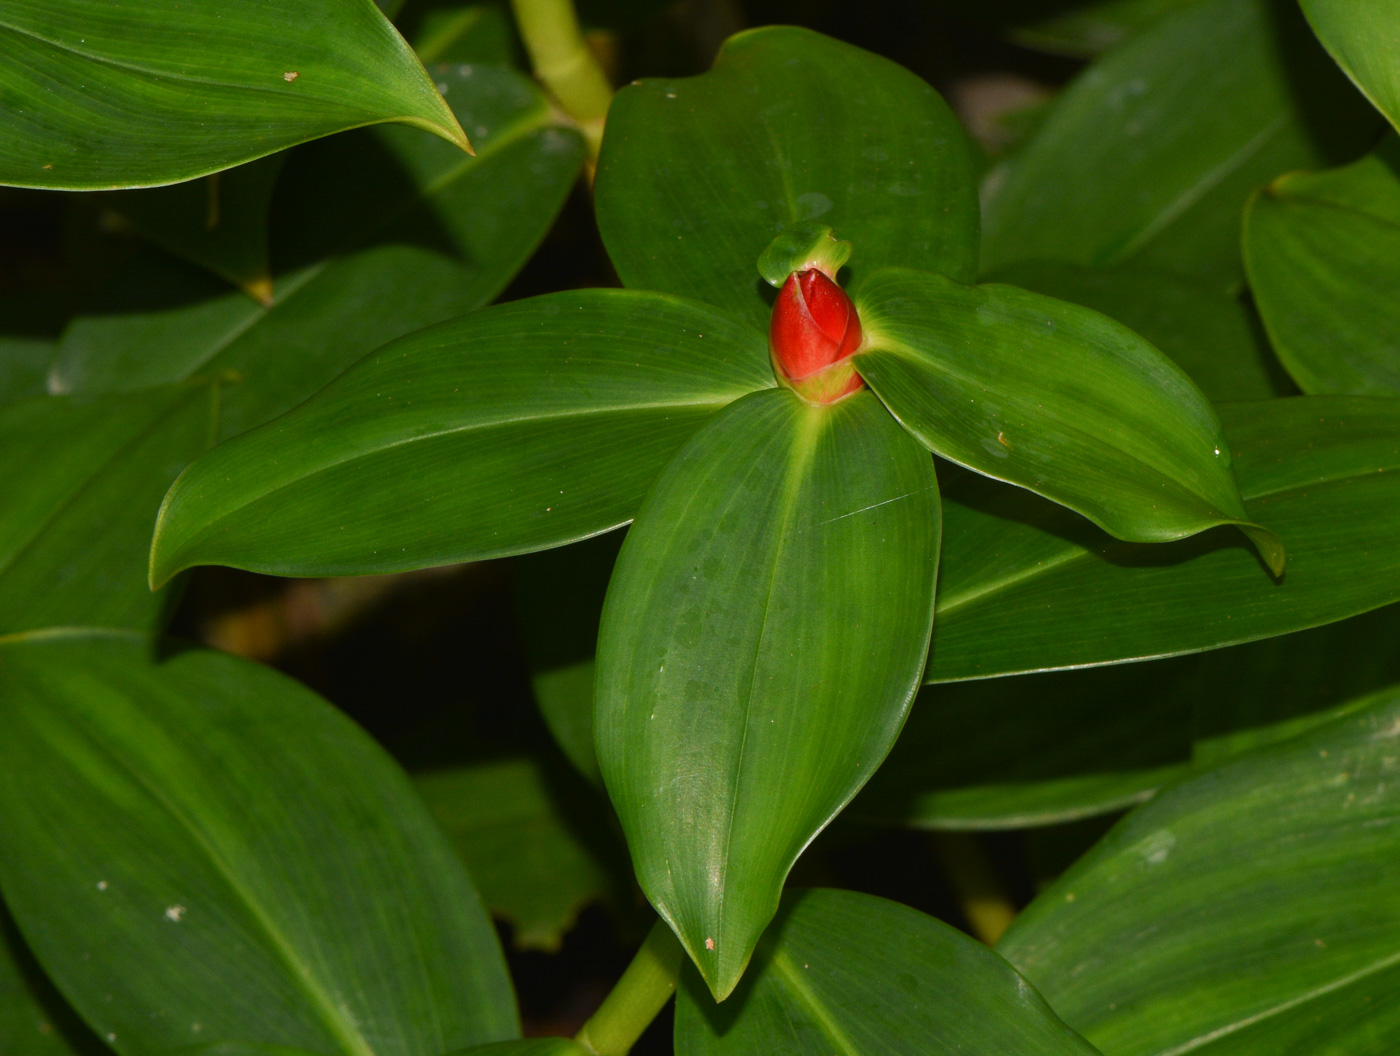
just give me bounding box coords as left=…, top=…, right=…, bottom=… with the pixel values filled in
left=576, top=919, right=684, bottom=1056
left=510, top=0, right=613, bottom=164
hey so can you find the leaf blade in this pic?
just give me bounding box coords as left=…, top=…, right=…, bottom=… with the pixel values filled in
left=595, top=388, right=940, bottom=998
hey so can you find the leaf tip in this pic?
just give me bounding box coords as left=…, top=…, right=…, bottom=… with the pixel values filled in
left=1241, top=524, right=1285, bottom=578
left=243, top=275, right=275, bottom=308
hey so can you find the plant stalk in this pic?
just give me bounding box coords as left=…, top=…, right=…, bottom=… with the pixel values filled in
left=576, top=919, right=684, bottom=1055
left=510, top=0, right=613, bottom=165
left=933, top=832, right=1017, bottom=945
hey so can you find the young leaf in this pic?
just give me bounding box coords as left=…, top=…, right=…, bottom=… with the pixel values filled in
left=981, top=0, right=1381, bottom=290
left=854, top=268, right=1282, bottom=570
left=595, top=388, right=940, bottom=999
left=1244, top=137, right=1400, bottom=395
left=927, top=396, right=1400, bottom=681
left=987, top=260, right=1288, bottom=402
left=0, top=630, right=517, bottom=1055
left=49, top=62, right=584, bottom=441
left=674, top=888, right=1099, bottom=1055
left=595, top=25, right=979, bottom=332
left=415, top=757, right=628, bottom=951
left=0, top=384, right=216, bottom=636
left=1301, top=0, right=1400, bottom=132
left=0, top=0, right=467, bottom=189
left=1008, top=0, right=1198, bottom=57
left=999, top=686, right=1400, bottom=1056
left=148, top=291, right=770, bottom=584
left=98, top=157, right=286, bottom=305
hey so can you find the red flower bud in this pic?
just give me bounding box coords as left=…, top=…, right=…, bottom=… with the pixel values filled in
left=770, top=269, right=865, bottom=404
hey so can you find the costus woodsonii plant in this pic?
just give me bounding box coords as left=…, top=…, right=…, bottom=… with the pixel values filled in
left=3, top=1, right=1400, bottom=1055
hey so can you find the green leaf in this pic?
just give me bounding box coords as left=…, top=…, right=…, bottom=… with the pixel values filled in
left=987, top=260, right=1288, bottom=402
left=1244, top=136, right=1400, bottom=395
left=0, top=0, right=467, bottom=189
left=0, top=629, right=517, bottom=1055
left=1, top=907, right=105, bottom=1056
left=595, top=388, right=940, bottom=999
left=999, top=686, right=1400, bottom=1056
left=675, top=888, right=1098, bottom=1054
left=148, top=290, right=770, bottom=584
left=595, top=25, right=979, bottom=331
left=857, top=604, right=1400, bottom=829
left=926, top=396, right=1400, bottom=681
left=0, top=292, right=68, bottom=405
left=854, top=268, right=1282, bottom=569
left=98, top=157, right=285, bottom=305
left=0, top=385, right=215, bottom=636
left=411, top=4, right=518, bottom=66
left=981, top=0, right=1381, bottom=290
left=1301, top=0, right=1400, bottom=132
left=1009, top=0, right=1199, bottom=57
left=50, top=61, right=585, bottom=441
left=415, top=757, right=627, bottom=951
left=513, top=532, right=626, bottom=785
left=445, top=1042, right=589, bottom=1056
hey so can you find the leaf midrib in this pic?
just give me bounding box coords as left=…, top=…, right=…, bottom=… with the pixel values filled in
left=1153, top=946, right=1400, bottom=1056
left=767, top=947, right=862, bottom=1056
left=41, top=693, right=378, bottom=1056
left=0, top=18, right=347, bottom=102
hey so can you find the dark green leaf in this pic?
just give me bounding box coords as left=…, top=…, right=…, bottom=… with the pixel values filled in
left=412, top=4, right=518, bottom=66
left=595, top=388, right=940, bottom=999
left=857, top=604, right=1400, bottom=828
left=595, top=25, right=979, bottom=331
left=415, top=757, right=627, bottom=951
left=149, top=291, right=770, bottom=584
left=927, top=397, right=1400, bottom=681
left=1244, top=136, right=1400, bottom=395
left=0, top=385, right=215, bottom=635
left=445, top=1042, right=589, bottom=1056
left=0, top=0, right=467, bottom=189
left=50, top=62, right=585, bottom=441
left=0, top=629, right=517, bottom=1055
left=855, top=268, right=1281, bottom=568
left=0, top=908, right=105, bottom=1056
left=513, top=532, right=626, bottom=785
left=999, top=686, right=1400, bottom=1056
left=0, top=292, right=68, bottom=404
left=675, top=889, right=1097, bottom=1054
left=1009, top=0, right=1199, bottom=57
left=981, top=0, right=1380, bottom=290
left=99, top=157, right=285, bottom=304
left=987, top=260, right=1288, bottom=402
left=1301, top=0, right=1400, bottom=131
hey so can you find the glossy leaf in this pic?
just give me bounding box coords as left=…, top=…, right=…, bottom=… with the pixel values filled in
left=415, top=757, right=626, bottom=951
left=981, top=0, right=1380, bottom=290
left=0, top=908, right=104, bottom=1056
left=1244, top=137, right=1400, bottom=395
left=50, top=62, right=585, bottom=441
left=1009, top=0, right=1198, bottom=57
left=1301, top=0, right=1400, bottom=131
left=1000, top=686, right=1400, bottom=1056
left=927, top=397, right=1400, bottom=681
left=149, top=290, right=770, bottom=584
left=987, top=260, right=1287, bottom=402
left=0, top=629, right=517, bottom=1055
left=0, top=385, right=215, bottom=635
left=595, top=25, right=979, bottom=331
left=0, top=0, right=467, bottom=189
left=99, top=157, right=285, bottom=304
left=412, top=5, right=518, bottom=66
left=854, top=268, right=1281, bottom=569
left=858, top=604, right=1400, bottom=828
left=595, top=388, right=940, bottom=999
left=675, top=888, right=1097, bottom=1055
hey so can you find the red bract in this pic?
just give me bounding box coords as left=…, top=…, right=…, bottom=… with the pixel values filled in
left=770, top=269, right=865, bottom=404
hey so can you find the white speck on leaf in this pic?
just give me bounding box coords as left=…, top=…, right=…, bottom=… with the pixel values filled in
left=283, top=71, right=299, bottom=83
left=165, top=904, right=186, bottom=922
left=96, top=880, right=108, bottom=891
left=705, top=937, right=715, bottom=950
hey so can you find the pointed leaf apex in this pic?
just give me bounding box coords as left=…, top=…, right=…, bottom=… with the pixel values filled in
left=759, top=222, right=854, bottom=288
